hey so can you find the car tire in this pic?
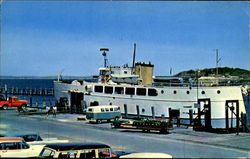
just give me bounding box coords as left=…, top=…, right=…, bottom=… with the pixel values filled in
left=96, top=119, right=102, bottom=124
left=2, top=105, right=8, bottom=110
left=21, top=104, right=26, bottom=110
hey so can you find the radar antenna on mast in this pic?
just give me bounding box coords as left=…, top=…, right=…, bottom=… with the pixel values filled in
left=100, top=48, right=109, bottom=67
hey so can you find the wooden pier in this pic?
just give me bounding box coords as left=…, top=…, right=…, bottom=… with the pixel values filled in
left=0, top=87, right=54, bottom=96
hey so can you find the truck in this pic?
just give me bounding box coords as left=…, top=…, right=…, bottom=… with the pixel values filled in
left=112, top=119, right=173, bottom=134
left=0, top=96, right=28, bottom=111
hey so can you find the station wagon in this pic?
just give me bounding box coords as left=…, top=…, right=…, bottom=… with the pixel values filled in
left=38, top=142, right=115, bottom=158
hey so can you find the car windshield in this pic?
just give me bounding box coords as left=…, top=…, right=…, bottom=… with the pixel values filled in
left=22, top=135, right=42, bottom=142
left=39, top=148, right=55, bottom=158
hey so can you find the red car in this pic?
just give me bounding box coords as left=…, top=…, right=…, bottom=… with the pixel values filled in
left=0, top=96, right=28, bottom=111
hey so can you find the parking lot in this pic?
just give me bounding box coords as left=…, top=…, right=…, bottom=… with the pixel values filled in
left=1, top=110, right=250, bottom=158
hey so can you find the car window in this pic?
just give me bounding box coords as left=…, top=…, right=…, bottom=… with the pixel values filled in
left=22, top=135, right=40, bottom=142
left=79, top=150, right=96, bottom=158
left=40, top=148, right=55, bottom=157
left=21, top=140, right=29, bottom=149
left=98, top=148, right=111, bottom=158
left=58, top=151, right=77, bottom=158
left=0, top=142, right=21, bottom=150
left=88, top=108, right=93, bottom=112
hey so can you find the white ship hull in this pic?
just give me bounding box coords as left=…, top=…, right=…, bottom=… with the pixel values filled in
left=54, top=81, right=246, bottom=128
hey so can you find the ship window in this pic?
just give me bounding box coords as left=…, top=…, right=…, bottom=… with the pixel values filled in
left=142, top=108, right=145, bottom=113
left=110, top=108, right=114, bottom=111
left=105, top=86, right=113, bottom=94
left=105, top=108, right=109, bottom=112
left=186, top=91, right=190, bottom=94
left=115, top=87, right=124, bottom=94
left=101, top=108, right=105, bottom=112
left=136, top=88, right=146, bottom=96
left=201, top=91, right=205, bottom=94
left=217, top=90, right=221, bottom=94
left=148, top=89, right=158, bottom=96
left=124, top=71, right=127, bottom=74
left=125, top=87, right=135, bottom=95
left=173, top=90, right=177, bottom=94
left=95, top=86, right=103, bottom=93
left=161, top=90, right=164, bottom=94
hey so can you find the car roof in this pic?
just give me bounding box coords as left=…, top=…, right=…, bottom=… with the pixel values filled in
left=120, top=152, right=172, bottom=158
left=88, top=105, right=119, bottom=108
left=0, top=131, right=39, bottom=137
left=44, top=143, right=110, bottom=151
left=0, top=137, right=23, bottom=142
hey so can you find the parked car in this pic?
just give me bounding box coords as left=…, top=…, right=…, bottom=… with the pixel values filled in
left=86, top=105, right=121, bottom=124
left=0, top=137, right=44, bottom=158
left=119, top=152, right=172, bottom=158
left=0, top=96, right=28, bottom=111
left=38, top=142, right=116, bottom=158
left=0, top=131, right=69, bottom=145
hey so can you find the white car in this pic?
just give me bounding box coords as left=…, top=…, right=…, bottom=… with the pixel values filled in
left=119, top=152, right=172, bottom=158
left=0, top=137, right=44, bottom=158
left=0, top=131, right=69, bottom=145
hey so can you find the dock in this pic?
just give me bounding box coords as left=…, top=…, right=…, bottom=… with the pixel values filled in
left=0, top=87, right=54, bottom=96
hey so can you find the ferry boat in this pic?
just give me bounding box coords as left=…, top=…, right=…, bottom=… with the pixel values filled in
left=54, top=47, right=247, bottom=128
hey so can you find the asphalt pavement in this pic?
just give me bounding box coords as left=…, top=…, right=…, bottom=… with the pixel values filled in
left=29, top=113, right=250, bottom=152
left=1, top=110, right=250, bottom=158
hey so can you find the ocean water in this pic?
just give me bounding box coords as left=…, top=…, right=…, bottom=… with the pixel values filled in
left=0, top=79, right=56, bottom=107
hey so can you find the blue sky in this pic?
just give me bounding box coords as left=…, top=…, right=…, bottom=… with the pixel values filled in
left=1, top=1, right=249, bottom=76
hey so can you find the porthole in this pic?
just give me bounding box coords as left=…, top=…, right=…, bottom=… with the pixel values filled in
left=186, top=91, right=190, bottom=94
left=161, top=90, right=164, bottom=94
left=201, top=91, right=205, bottom=94
left=142, top=109, right=145, bottom=113
left=217, top=90, right=221, bottom=94
left=173, top=90, right=177, bottom=94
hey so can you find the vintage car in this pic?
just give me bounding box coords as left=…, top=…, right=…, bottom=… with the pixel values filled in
left=0, top=131, right=69, bottom=145
left=0, top=137, right=44, bottom=158
left=119, top=152, right=172, bottom=158
left=38, top=142, right=116, bottom=158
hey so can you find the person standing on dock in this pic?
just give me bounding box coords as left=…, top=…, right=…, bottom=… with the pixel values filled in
left=52, top=105, right=57, bottom=117
left=46, top=106, right=51, bottom=117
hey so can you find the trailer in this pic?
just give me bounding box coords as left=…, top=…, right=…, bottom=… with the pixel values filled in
left=112, top=119, right=173, bottom=134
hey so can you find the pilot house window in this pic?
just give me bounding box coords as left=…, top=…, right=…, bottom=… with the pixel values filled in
left=95, top=86, right=103, bottom=93
left=148, top=89, right=158, bottom=96
left=105, top=86, right=113, bottom=94
left=125, top=87, right=135, bottom=95
left=136, top=88, right=146, bottom=96
left=115, top=87, right=124, bottom=94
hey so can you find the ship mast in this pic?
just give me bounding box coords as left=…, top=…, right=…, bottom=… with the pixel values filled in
left=100, top=48, right=109, bottom=67
left=132, top=43, right=136, bottom=73
left=215, top=49, right=221, bottom=76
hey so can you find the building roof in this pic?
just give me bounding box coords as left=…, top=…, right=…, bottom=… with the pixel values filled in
left=44, top=143, right=110, bottom=151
